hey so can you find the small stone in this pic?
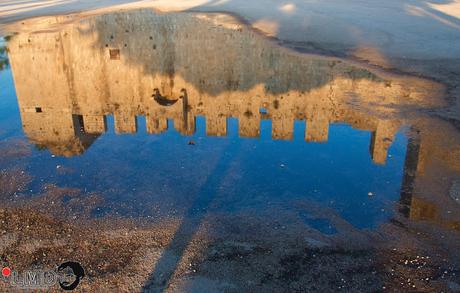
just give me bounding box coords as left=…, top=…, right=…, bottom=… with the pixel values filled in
left=449, top=180, right=460, bottom=203
left=448, top=281, right=460, bottom=291
left=304, top=237, right=327, bottom=248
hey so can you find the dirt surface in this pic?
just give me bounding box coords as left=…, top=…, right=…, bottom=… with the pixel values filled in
left=1, top=186, right=460, bottom=292
left=0, top=143, right=459, bottom=292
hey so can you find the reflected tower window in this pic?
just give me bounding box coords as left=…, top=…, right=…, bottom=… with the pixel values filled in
left=109, top=49, right=120, bottom=60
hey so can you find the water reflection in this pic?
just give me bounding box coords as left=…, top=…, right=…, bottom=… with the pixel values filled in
left=0, top=37, right=8, bottom=71
left=7, top=11, right=429, bottom=161
left=4, top=9, right=459, bottom=227
left=1, top=9, right=460, bottom=292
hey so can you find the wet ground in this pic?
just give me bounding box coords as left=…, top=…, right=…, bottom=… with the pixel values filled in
left=0, top=9, right=459, bottom=293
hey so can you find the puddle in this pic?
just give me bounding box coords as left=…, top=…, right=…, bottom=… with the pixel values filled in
left=0, top=9, right=459, bottom=292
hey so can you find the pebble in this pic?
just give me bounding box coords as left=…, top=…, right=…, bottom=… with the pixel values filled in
left=448, top=281, right=460, bottom=291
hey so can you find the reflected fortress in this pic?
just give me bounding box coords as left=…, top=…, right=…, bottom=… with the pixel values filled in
left=6, top=11, right=439, bottom=160
left=5, top=10, right=460, bottom=228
